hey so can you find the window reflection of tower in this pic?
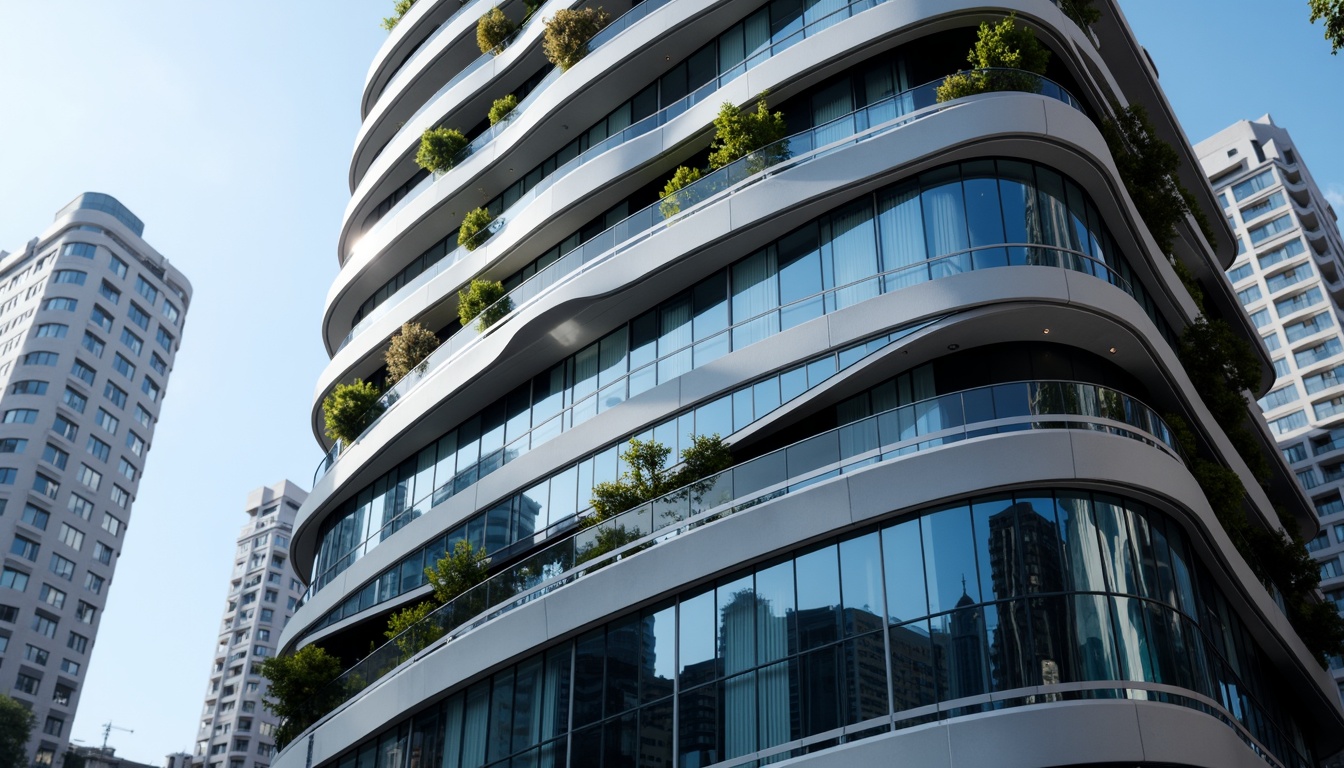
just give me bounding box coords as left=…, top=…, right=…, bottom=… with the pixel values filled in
left=988, top=501, right=1067, bottom=690
left=948, top=583, right=986, bottom=700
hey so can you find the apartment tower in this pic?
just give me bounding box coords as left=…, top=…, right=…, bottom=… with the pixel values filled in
left=192, top=481, right=308, bottom=768
left=279, top=2, right=1344, bottom=767
left=0, top=193, right=190, bottom=766
left=1197, top=117, right=1344, bottom=701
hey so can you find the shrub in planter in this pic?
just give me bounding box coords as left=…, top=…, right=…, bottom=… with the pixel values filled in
left=458, top=278, right=513, bottom=330
left=708, top=95, right=787, bottom=171
left=427, top=540, right=491, bottom=604
left=477, top=7, right=515, bottom=55
left=658, top=165, right=702, bottom=219
left=542, top=7, right=611, bottom=70
left=489, top=93, right=519, bottom=125
left=259, top=645, right=343, bottom=749
left=384, top=322, right=441, bottom=383
left=457, top=207, right=495, bottom=251
left=586, top=434, right=732, bottom=523
left=322, top=379, right=384, bottom=446
left=1059, top=0, right=1099, bottom=27
left=935, top=15, right=1051, bottom=102
left=415, top=127, right=468, bottom=173
left=381, top=0, right=416, bottom=31
left=384, top=601, right=444, bottom=656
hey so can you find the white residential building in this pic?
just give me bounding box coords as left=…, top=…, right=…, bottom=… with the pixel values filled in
left=0, top=193, right=191, bottom=766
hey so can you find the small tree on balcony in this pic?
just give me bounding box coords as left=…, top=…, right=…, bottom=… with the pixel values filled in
left=477, top=7, right=516, bottom=55
left=385, top=322, right=441, bottom=383
left=322, top=379, right=384, bottom=447
left=707, top=94, right=788, bottom=171
left=542, top=7, right=611, bottom=70
left=658, top=166, right=702, bottom=219
left=427, top=540, right=492, bottom=605
left=259, top=645, right=344, bottom=749
left=1058, top=0, right=1099, bottom=28
left=415, top=127, right=468, bottom=174
left=381, top=0, right=417, bottom=31
left=935, top=15, right=1051, bottom=102
left=458, top=278, right=512, bottom=330
left=586, top=434, right=733, bottom=523
left=457, top=207, right=496, bottom=251
left=489, top=93, right=520, bottom=125
left=384, top=601, right=444, bottom=656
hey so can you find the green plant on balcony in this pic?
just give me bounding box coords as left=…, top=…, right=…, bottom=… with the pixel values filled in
left=385, top=322, right=441, bottom=383
left=1099, top=102, right=1215, bottom=258
left=542, top=6, right=611, bottom=70
left=384, top=601, right=444, bottom=656
left=381, top=0, right=417, bottom=31
left=322, top=379, right=385, bottom=448
left=1058, top=0, right=1099, bottom=28
left=707, top=94, right=788, bottom=171
left=489, top=93, right=520, bottom=125
left=457, top=207, right=496, bottom=251
left=259, top=644, right=344, bottom=749
left=658, top=165, right=702, bottom=219
left=586, top=434, right=733, bottom=523
left=415, top=127, right=468, bottom=174
left=428, top=540, right=492, bottom=604
left=935, top=14, right=1051, bottom=102
left=457, top=277, right=512, bottom=331
left=477, top=7, right=515, bottom=55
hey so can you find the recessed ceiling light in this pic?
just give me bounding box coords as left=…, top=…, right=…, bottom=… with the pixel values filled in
left=1109, top=347, right=1117, bottom=354
left=1043, top=328, right=1050, bottom=334
left=947, top=343, right=960, bottom=350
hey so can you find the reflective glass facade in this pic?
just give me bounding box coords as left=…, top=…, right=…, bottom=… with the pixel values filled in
left=325, top=490, right=1313, bottom=768
left=312, top=158, right=1168, bottom=591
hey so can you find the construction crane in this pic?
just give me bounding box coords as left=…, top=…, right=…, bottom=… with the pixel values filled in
left=101, top=721, right=133, bottom=751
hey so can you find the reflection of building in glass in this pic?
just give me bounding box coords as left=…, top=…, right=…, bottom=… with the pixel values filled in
left=277, top=2, right=1344, bottom=767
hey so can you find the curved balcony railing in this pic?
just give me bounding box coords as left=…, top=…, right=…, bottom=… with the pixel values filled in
left=349, top=0, right=938, bottom=262
left=291, top=379, right=1180, bottom=735
left=373, top=0, right=502, bottom=113
left=314, top=71, right=1087, bottom=483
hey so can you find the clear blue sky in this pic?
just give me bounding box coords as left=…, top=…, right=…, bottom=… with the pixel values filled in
left=0, top=0, right=1338, bottom=763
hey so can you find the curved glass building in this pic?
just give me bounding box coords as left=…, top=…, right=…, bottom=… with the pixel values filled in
left=275, top=2, right=1344, bottom=767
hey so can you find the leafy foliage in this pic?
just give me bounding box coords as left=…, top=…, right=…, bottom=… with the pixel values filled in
left=587, top=435, right=733, bottom=522
left=1310, top=0, right=1344, bottom=54
left=0, top=695, right=33, bottom=768
left=1178, top=317, right=1267, bottom=482
left=384, top=600, right=444, bottom=656
left=542, top=7, right=611, bottom=70
left=458, top=278, right=512, bottom=332
left=935, top=15, right=1051, bottom=101
left=489, top=93, right=519, bottom=125
left=322, top=379, right=384, bottom=447
left=1099, top=103, right=1215, bottom=256
left=381, top=0, right=416, bottom=31
left=415, top=127, right=468, bottom=173
left=658, top=166, right=702, bottom=219
left=458, top=207, right=496, bottom=251
left=477, top=7, right=515, bottom=55
left=427, top=540, right=491, bottom=605
left=707, top=95, right=788, bottom=171
left=1058, top=0, right=1099, bottom=28
left=385, top=322, right=441, bottom=383
left=259, top=645, right=344, bottom=749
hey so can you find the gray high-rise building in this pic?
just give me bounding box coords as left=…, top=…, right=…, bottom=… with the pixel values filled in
left=0, top=193, right=190, bottom=766
left=192, top=481, right=307, bottom=768
left=277, top=3, right=1344, bottom=767
left=1197, top=116, right=1344, bottom=704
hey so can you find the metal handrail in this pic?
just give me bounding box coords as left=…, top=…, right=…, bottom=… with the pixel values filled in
left=293, top=380, right=1177, bottom=730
